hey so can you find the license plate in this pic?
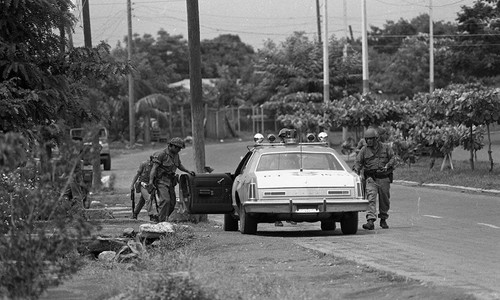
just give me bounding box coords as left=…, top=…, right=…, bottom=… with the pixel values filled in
left=296, top=208, right=318, bottom=213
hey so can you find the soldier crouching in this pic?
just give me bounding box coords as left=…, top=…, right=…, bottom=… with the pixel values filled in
left=148, top=137, right=195, bottom=222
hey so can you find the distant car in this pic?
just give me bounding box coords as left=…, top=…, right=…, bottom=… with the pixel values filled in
left=179, top=129, right=368, bottom=235
left=69, top=127, right=111, bottom=170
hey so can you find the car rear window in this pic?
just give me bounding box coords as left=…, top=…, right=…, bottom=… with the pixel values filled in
left=256, top=153, right=344, bottom=171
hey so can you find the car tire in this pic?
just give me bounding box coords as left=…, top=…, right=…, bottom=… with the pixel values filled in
left=103, top=155, right=111, bottom=171
left=340, top=212, right=358, bottom=235
left=239, top=206, right=257, bottom=234
left=320, top=219, right=336, bottom=231
left=224, top=213, right=239, bottom=231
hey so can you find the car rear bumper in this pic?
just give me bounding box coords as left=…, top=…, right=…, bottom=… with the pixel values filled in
left=242, top=199, right=368, bottom=214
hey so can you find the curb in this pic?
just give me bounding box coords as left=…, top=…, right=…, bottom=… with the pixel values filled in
left=394, top=180, right=500, bottom=195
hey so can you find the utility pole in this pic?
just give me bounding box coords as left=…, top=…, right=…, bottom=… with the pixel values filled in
left=82, top=0, right=92, bottom=48
left=429, top=0, right=435, bottom=93
left=316, top=0, right=322, bottom=44
left=186, top=0, right=206, bottom=173
left=361, top=0, right=369, bottom=94
left=127, top=0, right=135, bottom=145
left=323, top=0, right=329, bottom=103
left=82, top=0, right=101, bottom=190
left=343, top=0, right=348, bottom=39
left=342, top=0, right=349, bottom=141
left=186, top=0, right=207, bottom=222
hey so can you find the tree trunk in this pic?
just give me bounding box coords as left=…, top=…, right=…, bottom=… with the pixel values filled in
left=342, top=126, right=348, bottom=141
left=487, top=123, right=494, bottom=172
left=469, top=124, right=475, bottom=170
left=181, top=106, right=186, bottom=137
left=168, top=102, right=173, bottom=138
left=144, top=115, right=151, bottom=144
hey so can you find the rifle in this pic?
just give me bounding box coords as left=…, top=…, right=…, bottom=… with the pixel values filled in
left=131, top=188, right=135, bottom=215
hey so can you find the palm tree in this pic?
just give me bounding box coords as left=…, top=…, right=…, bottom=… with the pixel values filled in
left=135, top=94, right=172, bottom=144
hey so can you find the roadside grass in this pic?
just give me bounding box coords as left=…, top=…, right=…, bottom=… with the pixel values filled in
left=393, top=157, right=500, bottom=191
left=192, top=254, right=309, bottom=300
left=70, top=221, right=308, bottom=300
left=72, top=224, right=222, bottom=300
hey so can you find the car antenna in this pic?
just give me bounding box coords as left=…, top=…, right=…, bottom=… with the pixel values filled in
left=299, top=142, right=303, bottom=172
left=299, top=132, right=303, bottom=172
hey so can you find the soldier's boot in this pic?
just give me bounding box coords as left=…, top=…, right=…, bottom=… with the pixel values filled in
left=131, top=213, right=138, bottom=220
left=380, top=219, right=389, bottom=229
left=362, top=219, right=375, bottom=230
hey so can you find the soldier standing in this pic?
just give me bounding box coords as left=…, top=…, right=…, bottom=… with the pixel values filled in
left=130, top=158, right=158, bottom=222
left=63, top=136, right=86, bottom=208
left=353, top=128, right=396, bottom=230
left=148, top=137, right=195, bottom=222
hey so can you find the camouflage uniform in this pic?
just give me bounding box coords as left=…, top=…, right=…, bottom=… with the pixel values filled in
left=131, top=160, right=156, bottom=218
left=64, top=159, right=85, bottom=206
left=64, top=139, right=87, bottom=208
left=354, top=140, right=396, bottom=224
left=149, top=138, right=195, bottom=222
left=150, top=149, right=181, bottom=222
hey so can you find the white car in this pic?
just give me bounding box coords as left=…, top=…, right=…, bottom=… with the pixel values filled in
left=179, top=129, right=368, bottom=235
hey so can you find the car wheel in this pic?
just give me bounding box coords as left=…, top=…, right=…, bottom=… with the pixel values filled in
left=224, top=213, right=239, bottom=231
left=340, top=212, right=358, bottom=235
left=103, top=155, right=111, bottom=171
left=320, top=219, right=336, bottom=231
left=239, top=206, right=257, bottom=234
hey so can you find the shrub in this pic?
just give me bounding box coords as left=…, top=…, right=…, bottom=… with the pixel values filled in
left=120, top=272, right=217, bottom=300
left=0, top=132, right=93, bottom=299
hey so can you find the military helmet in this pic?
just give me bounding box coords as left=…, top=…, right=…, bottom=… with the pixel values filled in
left=364, top=128, right=379, bottom=139
left=169, top=137, right=185, bottom=148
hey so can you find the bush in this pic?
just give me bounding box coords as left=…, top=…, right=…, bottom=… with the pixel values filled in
left=0, top=132, right=93, bottom=299
left=155, top=225, right=195, bottom=251
left=119, top=272, right=217, bottom=300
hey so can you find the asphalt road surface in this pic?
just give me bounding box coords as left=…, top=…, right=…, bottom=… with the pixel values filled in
left=107, top=140, right=500, bottom=300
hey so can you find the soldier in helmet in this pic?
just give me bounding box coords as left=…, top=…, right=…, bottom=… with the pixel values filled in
left=353, top=128, right=396, bottom=230
left=148, top=137, right=195, bottom=222
left=130, top=157, right=157, bottom=222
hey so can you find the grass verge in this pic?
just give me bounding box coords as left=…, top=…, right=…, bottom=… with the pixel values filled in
left=394, top=157, right=500, bottom=191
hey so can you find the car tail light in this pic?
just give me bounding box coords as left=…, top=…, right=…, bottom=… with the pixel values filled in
left=248, top=182, right=257, bottom=201
left=356, top=181, right=364, bottom=198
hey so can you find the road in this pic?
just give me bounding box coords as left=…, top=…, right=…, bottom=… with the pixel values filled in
left=107, top=140, right=500, bottom=300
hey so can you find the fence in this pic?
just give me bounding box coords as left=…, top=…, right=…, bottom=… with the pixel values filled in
left=203, top=105, right=278, bottom=139
left=149, top=104, right=279, bottom=141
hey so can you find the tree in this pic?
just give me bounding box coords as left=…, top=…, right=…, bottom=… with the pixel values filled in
left=453, top=0, right=500, bottom=79
left=370, top=34, right=460, bottom=99
left=250, top=32, right=323, bottom=106
left=0, top=1, right=127, bottom=297
left=200, top=34, right=255, bottom=79
left=107, top=31, right=189, bottom=141
left=135, top=94, right=174, bottom=144
left=0, top=1, right=128, bottom=135
left=429, top=84, right=500, bottom=170
left=368, top=14, right=456, bottom=55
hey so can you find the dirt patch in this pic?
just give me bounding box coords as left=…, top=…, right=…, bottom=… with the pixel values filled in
left=40, top=168, right=482, bottom=300
left=189, top=223, right=475, bottom=300
left=42, top=216, right=474, bottom=300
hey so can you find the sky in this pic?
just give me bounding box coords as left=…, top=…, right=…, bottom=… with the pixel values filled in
left=71, top=0, right=477, bottom=50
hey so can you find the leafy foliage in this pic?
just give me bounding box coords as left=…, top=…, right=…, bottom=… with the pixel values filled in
left=0, top=132, right=93, bottom=299
left=0, top=0, right=130, bottom=134
left=369, top=13, right=456, bottom=55
left=455, top=0, right=500, bottom=78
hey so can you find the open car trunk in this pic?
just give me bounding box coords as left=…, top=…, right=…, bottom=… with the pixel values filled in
left=179, top=173, right=234, bottom=214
